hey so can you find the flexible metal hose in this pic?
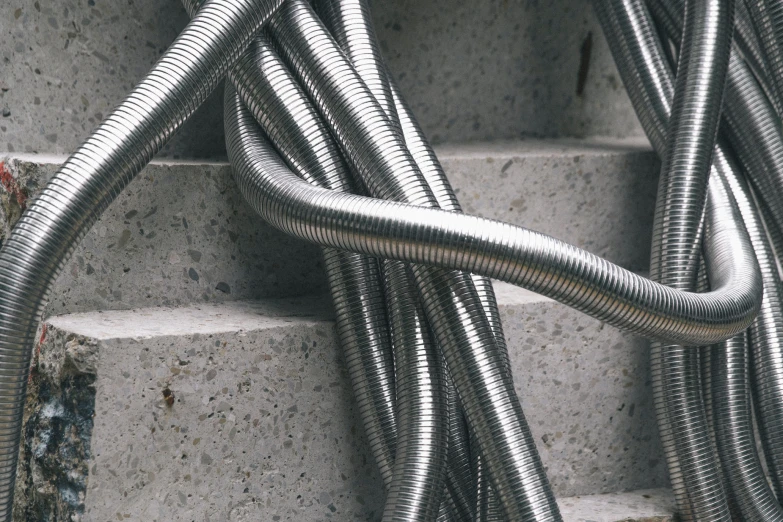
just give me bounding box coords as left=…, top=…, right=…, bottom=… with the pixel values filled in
left=315, top=4, right=456, bottom=517
left=0, top=0, right=286, bottom=517
left=381, top=259, right=448, bottom=522
left=267, top=2, right=560, bottom=519
left=649, top=0, right=734, bottom=519
left=743, top=0, right=783, bottom=116
left=181, top=0, right=401, bottom=491
left=595, top=1, right=783, bottom=519
left=645, top=0, right=783, bottom=501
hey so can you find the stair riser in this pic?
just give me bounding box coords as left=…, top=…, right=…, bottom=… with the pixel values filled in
left=2, top=143, right=658, bottom=316
left=1, top=1, right=641, bottom=158
left=16, top=291, right=666, bottom=520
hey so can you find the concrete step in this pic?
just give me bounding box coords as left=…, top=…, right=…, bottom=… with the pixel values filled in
left=559, top=489, right=675, bottom=522
left=1, top=0, right=642, bottom=158
left=14, top=282, right=666, bottom=520
left=0, top=137, right=658, bottom=316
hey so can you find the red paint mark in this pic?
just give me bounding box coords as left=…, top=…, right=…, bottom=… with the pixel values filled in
left=0, top=161, right=28, bottom=209
left=28, top=324, right=47, bottom=384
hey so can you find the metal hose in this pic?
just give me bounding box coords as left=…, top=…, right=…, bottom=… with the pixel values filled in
left=381, top=259, right=448, bottom=522
left=182, top=0, right=401, bottom=491
left=743, top=0, right=783, bottom=115
left=0, top=0, right=286, bottom=517
left=267, top=2, right=560, bottom=519
left=644, top=0, right=783, bottom=501
left=595, top=1, right=783, bottom=520
left=649, top=0, right=734, bottom=518
left=315, top=3, right=455, bottom=517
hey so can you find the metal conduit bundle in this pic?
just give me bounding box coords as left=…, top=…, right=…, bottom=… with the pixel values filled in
left=8, top=0, right=783, bottom=520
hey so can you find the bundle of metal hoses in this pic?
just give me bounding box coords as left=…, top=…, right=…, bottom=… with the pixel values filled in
left=2, top=0, right=783, bottom=519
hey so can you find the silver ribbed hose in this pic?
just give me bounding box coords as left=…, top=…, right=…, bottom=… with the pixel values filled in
left=595, top=1, right=783, bottom=520
left=316, top=3, right=455, bottom=518
left=644, top=0, right=783, bottom=502
left=182, top=0, right=401, bottom=490
left=381, top=260, right=448, bottom=522
left=649, top=0, right=734, bottom=519
left=387, top=77, right=505, bottom=521
left=0, top=0, right=284, bottom=518
left=743, top=0, right=783, bottom=115
left=267, top=1, right=560, bottom=519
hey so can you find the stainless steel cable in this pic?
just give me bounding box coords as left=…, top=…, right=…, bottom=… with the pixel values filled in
left=0, top=0, right=286, bottom=518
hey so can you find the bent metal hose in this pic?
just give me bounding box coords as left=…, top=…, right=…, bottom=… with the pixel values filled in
left=0, top=0, right=770, bottom=520
left=267, top=2, right=561, bottom=519
left=0, top=0, right=286, bottom=517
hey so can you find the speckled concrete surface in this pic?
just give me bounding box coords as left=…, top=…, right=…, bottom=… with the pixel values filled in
left=44, top=297, right=384, bottom=522
left=17, top=283, right=666, bottom=519
left=559, top=488, right=676, bottom=521
left=439, top=137, right=658, bottom=272
left=0, top=155, right=328, bottom=317
left=0, top=0, right=642, bottom=158
left=1, top=138, right=658, bottom=316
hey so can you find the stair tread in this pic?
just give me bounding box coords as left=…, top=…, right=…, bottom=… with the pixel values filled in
left=45, top=281, right=553, bottom=339
left=559, top=488, right=675, bottom=521
left=6, top=136, right=653, bottom=167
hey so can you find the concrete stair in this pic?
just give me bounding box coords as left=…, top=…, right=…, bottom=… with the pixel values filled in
left=1, top=137, right=658, bottom=317
left=1, top=0, right=676, bottom=519
left=18, top=284, right=667, bottom=521
left=3, top=139, right=669, bottom=521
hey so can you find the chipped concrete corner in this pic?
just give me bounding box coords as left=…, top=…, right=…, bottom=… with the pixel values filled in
left=13, top=324, right=97, bottom=522
left=0, top=157, right=47, bottom=242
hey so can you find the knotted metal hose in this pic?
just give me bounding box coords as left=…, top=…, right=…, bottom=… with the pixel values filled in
left=596, top=0, right=783, bottom=519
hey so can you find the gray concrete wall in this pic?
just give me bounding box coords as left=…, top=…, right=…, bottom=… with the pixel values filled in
left=0, top=0, right=642, bottom=158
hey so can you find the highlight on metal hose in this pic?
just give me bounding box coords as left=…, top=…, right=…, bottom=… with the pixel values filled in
left=596, top=0, right=783, bottom=519
left=266, top=1, right=561, bottom=519
left=648, top=0, right=734, bottom=518
left=634, top=0, right=783, bottom=506
left=0, top=0, right=285, bottom=517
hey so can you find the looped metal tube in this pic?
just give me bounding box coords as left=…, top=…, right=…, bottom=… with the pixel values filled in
left=222, top=56, right=760, bottom=356
left=637, top=0, right=783, bottom=505
left=594, top=0, right=783, bottom=519
left=0, top=0, right=286, bottom=517
left=647, top=0, right=735, bottom=519
left=267, top=2, right=561, bottom=519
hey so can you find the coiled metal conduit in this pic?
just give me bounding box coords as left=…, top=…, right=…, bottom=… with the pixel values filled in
left=0, top=0, right=778, bottom=520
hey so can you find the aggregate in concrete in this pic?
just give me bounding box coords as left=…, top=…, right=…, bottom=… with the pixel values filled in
left=17, top=283, right=667, bottom=519
left=0, top=137, right=658, bottom=316
left=0, top=0, right=643, bottom=158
